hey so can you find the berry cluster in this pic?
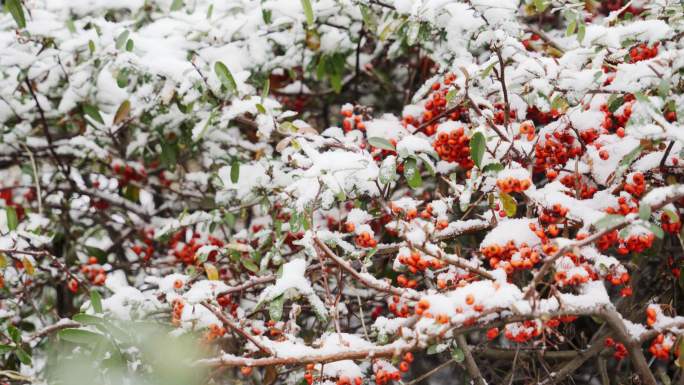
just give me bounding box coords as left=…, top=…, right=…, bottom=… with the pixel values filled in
left=599, top=99, right=632, bottom=134
left=397, top=352, right=414, bottom=375
left=341, top=106, right=367, bottom=132
left=204, top=323, right=226, bottom=342
left=80, top=256, right=106, bottom=286
left=433, top=128, right=474, bottom=169
left=397, top=250, right=443, bottom=274
left=170, top=231, right=224, bottom=265
left=649, top=333, right=675, bottom=361
left=418, top=73, right=459, bottom=136
left=558, top=174, right=598, bottom=199
left=355, top=231, right=378, bottom=248
left=482, top=241, right=541, bottom=274
left=605, top=196, right=638, bottom=216
left=130, top=229, right=155, bottom=261
left=496, top=177, right=531, bottom=193
left=373, top=365, right=402, bottom=385
left=492, top=103, right=517, bottom=125
left=537, top=205, right=569, bottom=225
left=605, top=271, right=632, bottom=296
left=553, top=255, right=596, bottom=287
left=526, top=106, right=560, bottom=125
left=534, top=129, right=582, bottom=173
left=517, top=121, right=535, bottom=141
left=618, top=232, right=655, bottom=255
left=622, top=172, right=646, bottom=197
left=629, top=42, right=659, bottom=62
left=503, top=320, right=541, bottom=343
left=661, top=212, right=682, bottom=234
left=604, top=337, right=628, bottom=360
left=112, top=162, right=147, bottom=186
left=388, top=295, right=411, bottom=317
left=171, top=298, right=184, bottom=326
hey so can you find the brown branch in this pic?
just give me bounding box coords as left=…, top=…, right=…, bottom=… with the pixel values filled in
left=538, top=331, right=609, bottom=385
left=25, top=319, right=81, bottom=342
left=456, top=335, right=485, bottom=385
left=196, top=340, right=415, bottom=367
left=598, top=307, right=657, bottom=385
left=201, top=301, right=273, bottom=355
left=314, top=237, right=421, bottom=301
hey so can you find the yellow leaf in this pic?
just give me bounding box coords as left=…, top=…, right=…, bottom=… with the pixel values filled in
left=204, top=263, right=218, bottom=281
left=0, top=253, right=6, bottom=268
left=499, top=192, right=517, bottom=218
left=22, top=256, right=35, bottom=276
left=113, top=100, right=131, bottom=125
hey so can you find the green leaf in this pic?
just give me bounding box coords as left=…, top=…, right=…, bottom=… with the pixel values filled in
left=451, top=347, right=465, bottom=363
left=262, top=8, right=272, bottom=24
left=664, top=209, right=679, bottom=223
left=483, top=163, right=504, bottom=173
left=469, top=132, right=486, bottom=168
left=7, top=325, right=20, bottom=343
left=242, top=258, right=259, bottom=273
left=58, top=329, right=104, bottom=345
left=170, top=0, right=184, bottom=11
left=499, top=192, right=517, bottom=218
left=230, top=158, right=240, bottom=184
left=634, top=91, right=649, bottom=104
left=367, top=137, right=395, bottom=151
left=480, top=62, right=496, bottom=79
left=300, top=0, right=314, bottom=28
left=256, top=103, right=266, bottom=114
left=116, top=68, right=129, bottom=88
left=261, top=78, right=270, bottom=101
left=566, top=19, right=577, bottom=36
left=608, top=96, right=624, bottom=113
left=115, top=30, right=129, bottom=50
left=160, top=141, right=178, bottom=169
left=214, top=61, right=237, bottom=93
left=5, top=0, right=26, bottom=29
left=0, top=344, right=13, bottom=354
left=426, top=343, right=447, bottom=355
left=72, top=313, right=104, bottom=325
left=677, top=338, right=684, bottom=367
left=648, top=223, right=665, bottom=239
left=594, top=214, right=625, bottom=230
left=269, top=295, right=285, bottom=321
left=577, top=22, right=586, bottom=43
left=445, top=89, right=457, bottom=102
left=404, top=157, right=422, bottom=189
left=83, top=103, right=105, bottom=125
left=618, top=145, right=642, bottom=168
left=533, top=0, right=548, bottom=13
left=6, top=206, right=18, bottom=231
left=15, top=348, right=31, bottom=365
left=639, top=204, right=652, bottom=221
left=90, top=290, right=103, bottom=313
left=658, top=78, right=671, bottom=98
left=125, top=39, right=134, bottom=52
left=65, top=19, right=76, bottom=33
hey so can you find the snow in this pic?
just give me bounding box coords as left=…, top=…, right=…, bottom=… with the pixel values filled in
left=480, top=218, right=540, bottom=248
left=258, top=259, right=328, bottom=319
